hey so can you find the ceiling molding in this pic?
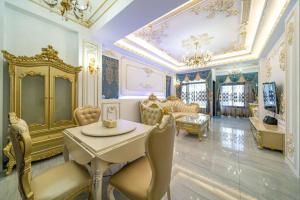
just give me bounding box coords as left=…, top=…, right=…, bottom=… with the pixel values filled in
left=114, top=0, right=291, bottom=72
left=28, top=0, right=127, bottom=28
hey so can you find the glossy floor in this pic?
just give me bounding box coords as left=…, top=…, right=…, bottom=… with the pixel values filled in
left=0, top=117, right=299, bottom=200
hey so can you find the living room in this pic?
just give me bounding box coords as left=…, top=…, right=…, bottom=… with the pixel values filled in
left=0, top=0, right=299, bottom=200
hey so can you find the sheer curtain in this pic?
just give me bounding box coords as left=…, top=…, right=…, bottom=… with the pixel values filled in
left=219, top=83, right=246, bottom=117
left=181, top=81, right=207, bottom=111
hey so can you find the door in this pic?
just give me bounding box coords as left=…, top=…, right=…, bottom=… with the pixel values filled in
left=15, top=66, right=49, bottom=131
left=49, top=68, right=76, bottom=129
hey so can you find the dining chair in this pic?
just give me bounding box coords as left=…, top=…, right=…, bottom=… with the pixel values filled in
left=74, top=105, right=101, bottom=126
left=8, top=112, right=93, bottom=200
left=107, top=114, right=175, bottom=200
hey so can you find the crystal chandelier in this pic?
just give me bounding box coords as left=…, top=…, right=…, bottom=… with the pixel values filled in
left=182, top=42, right=212, bottom=68
left=43, top=0, right=91, bottom=19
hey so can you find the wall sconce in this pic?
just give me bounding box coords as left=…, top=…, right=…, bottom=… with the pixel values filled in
left=175, top=80, right=181, bottom=88
left=83, top=41, right=99, bottom=75
left=88, top=57, right=98, bottom=75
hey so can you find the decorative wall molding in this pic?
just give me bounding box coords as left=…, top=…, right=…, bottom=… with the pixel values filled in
left=284, top=3, right=299, bottom=177
left=279, top=46, right=287, bottom=71
left=82, top=41, right=101, bottom=107
left=265, top=59, right=272, bottom=78
left=120, top=57, right=166, bottom=97
left=286, top=133, right=295, bottom=157
left=102, top=102, right=120, bottom=120
left=287, top=22, right=294, bottom=45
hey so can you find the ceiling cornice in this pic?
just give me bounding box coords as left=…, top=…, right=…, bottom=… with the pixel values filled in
left=114, top=0, right=291, bottom=72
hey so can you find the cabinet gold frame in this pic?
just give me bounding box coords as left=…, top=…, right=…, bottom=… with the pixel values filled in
left=2, top=46, right=82, bottom=175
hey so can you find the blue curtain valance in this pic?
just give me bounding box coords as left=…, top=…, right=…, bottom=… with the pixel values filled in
left=176, top=70, right=211, bottom=82
left=216, top=72, right=258, bottom=84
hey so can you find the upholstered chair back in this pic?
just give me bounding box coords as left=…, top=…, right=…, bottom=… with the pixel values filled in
left=140, top=103, right=163, bottom=126
left=146, top=115, right=175, bottom=200
left=74, top=106, right=101, bottom=126
left=8, top=113, right=34, bottom=200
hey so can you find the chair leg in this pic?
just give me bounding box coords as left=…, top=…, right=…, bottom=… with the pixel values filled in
left=167, top=186, right=171, bottom=200
left=107, top=184, right=116, bottom=200
left=88, top=189, right=93, bottom=200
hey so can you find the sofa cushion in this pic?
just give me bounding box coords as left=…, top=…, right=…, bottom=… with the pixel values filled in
left=172, top=112, right=198, bottom=119
left=140, top=104, right=163, bottom=126
left=179, top=104, right=199, bottom=113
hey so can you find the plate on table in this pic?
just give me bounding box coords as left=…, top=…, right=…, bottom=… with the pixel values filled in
left=81, top=120, right=136, bottom=137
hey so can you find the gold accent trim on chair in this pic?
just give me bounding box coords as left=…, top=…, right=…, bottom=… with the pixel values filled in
left=108, top=115, right=175, bottom=200
left=74, top=106, right=101, bottom=126
left=8, top=112, right=93, bottom=200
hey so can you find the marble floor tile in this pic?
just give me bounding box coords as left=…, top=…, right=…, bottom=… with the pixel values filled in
left=1, top=117, right=299, bottom=200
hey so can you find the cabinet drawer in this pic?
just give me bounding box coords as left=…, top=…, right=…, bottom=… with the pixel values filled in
left=32, top=135, right=63, bottom=153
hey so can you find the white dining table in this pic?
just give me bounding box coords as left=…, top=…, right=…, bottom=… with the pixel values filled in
left=63, top=119, right=154, bottom=200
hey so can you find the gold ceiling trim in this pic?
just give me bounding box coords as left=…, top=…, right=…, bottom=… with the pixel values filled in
left=210, top=0, right=251, bottom=55
left=191, top=0, right=239, bottom=18
left=134, top=22, right=169, bottom=45
left=182, top=33, right=214, bottom=49
left=87, top=0, right=119, bottom=28
left=115, top=40, right=176, bottom=70
left=28, top=0, right=118, bottom=28
left=87, top=0, right=110, bottom=21
left=129, top=0, right=251, bottom=64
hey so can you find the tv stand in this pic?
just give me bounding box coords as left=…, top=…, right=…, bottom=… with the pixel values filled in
left=249, top=117, right=285, bottom=151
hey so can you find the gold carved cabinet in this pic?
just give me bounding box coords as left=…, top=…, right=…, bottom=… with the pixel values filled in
left=2, top=46, right=81, bottom=175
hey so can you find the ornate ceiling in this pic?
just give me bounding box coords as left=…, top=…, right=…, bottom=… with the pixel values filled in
left=29, top=0, right=121, bottom=28
left=115, top=0, right=291, bottom=71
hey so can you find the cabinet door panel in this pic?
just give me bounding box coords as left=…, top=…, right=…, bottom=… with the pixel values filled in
left=50, top=68, right=75, bottom=128
left=16, top=66, right=49, bottom=131
left=55, top=78, right=72, bottom=121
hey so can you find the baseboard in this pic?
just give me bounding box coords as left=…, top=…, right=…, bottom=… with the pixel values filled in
left=285, top=157, right=299, bottom=178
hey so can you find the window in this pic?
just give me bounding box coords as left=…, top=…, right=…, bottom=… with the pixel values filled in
left=220, top=84, right=245, bottom=107
left=181, top=81, right=207, bottom=108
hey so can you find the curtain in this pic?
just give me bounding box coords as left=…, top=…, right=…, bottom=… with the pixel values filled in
left=216, top=72, right=258, bottom=117
left=176, top=70, right=212, bottom=114
left=181, top=81, right=207, bottom=108
left=166, top=76, right=172, bottom=98
left=102, top=55, right=119, bottom=99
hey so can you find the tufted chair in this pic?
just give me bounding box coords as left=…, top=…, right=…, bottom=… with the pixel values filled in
left=74, top=105, right=101, bottom=126
left=140, top=103, right=164, bottom=126
left=108, top=114, right=175, bottom=200
left=8, top=112, right=92, bottom=200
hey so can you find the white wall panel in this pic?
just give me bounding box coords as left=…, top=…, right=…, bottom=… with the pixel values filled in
left=285, top=2, right=299, bottom=177
left=4, top=6, right=79, bottom=66
left=120, top=57, right=166, bottom=97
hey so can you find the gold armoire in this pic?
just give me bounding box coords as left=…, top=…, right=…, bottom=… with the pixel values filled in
left=2, top=46, right=81, bottom=175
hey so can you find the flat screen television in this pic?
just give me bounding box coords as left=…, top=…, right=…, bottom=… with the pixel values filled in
left=263, top=82, right=278, bottom=113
